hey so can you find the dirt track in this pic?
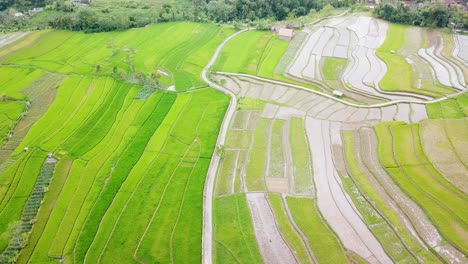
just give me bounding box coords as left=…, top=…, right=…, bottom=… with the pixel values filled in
left=246, top=193, right=297, bottom=264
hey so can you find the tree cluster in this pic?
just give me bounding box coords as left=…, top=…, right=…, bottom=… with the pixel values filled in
left=1, top=0, right=355, bottom=33
left=196, top=0, right=351, bottom=22
left=374, top=1, right=468, bottom=29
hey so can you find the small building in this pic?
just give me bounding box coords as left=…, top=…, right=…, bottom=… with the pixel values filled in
left=30, top=7, right=44, bottom=14
left=333, top=90, right=344, bottom=98
left=278, top=28, right=294, bottom=41
left=14, top=12, right=24, bottom=17
left=271, top=24, right=285, bottom=33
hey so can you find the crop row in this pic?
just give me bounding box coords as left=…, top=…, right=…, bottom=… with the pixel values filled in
left=375, top=122, right=468, bottom=253
left=0, top=156, right=55, bottom=263
left=3, top=23, right=234, bottom=91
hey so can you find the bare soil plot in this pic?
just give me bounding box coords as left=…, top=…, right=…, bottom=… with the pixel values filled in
left=381, top=105, right=397, bottom=121
left=246, top=193, right=297, bottom=264
left=274, top=107, right=305, bottom=120
left=410, top=103, right=428, bottom=123
left=0, top=32, right=30, bottom=48
left=262, top=103, right=280, bottom=119
left=395, top=103, right=411, bottom=123
left=453, top=35, right=468, bottom=65
left=266, top=178, right=289, bottom=194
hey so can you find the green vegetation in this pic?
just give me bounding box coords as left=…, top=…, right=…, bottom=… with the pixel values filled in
left=213, top=194, right=263, bottom=264
left=374, top=122, right=468, bottom=253
left=322, top=57, right=347, bottom=80
left=377, top=24, right=455, bottom=97
left=426, top=94, right=468, bottom=119
left=0, top=21, right=233, bottom=262
left=268, top=193, right=312, bottom=264
left=377, top=25, right=413, bottom=92
left=246, top=118, right=270, bottom=191
left=374, top=2, right=467, bottom=30
left=216, top=150, right=237, bottom=196
left=0, top=155, right=55, bottom=263
left=237, top=97, right=266, bottom=110
left=1, top=0, right=353, bottom=32
left=286, top=196, right=348, bottom=264
left=269, top=120, right=285, bottom=178
left=0, top=101, right=25, bottom=146
left=0, top=149, right=44, bottom=252
left=213, top=30, right=322, bottom=91
left=4, top=23, right=236, bottom=91
left=289, top=117, right=313, bottom=194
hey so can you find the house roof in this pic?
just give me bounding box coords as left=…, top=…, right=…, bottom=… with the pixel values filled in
left=278, top=28, right=294, bottom=38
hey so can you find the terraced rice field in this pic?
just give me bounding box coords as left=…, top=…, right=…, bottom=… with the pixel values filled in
left=213, top=40, right=466, bottom=262
left=0, top=23, right=233, bottom=263
left=0, top=12, right=467, bottom=264
left=211, top=22, right=465, bottom=263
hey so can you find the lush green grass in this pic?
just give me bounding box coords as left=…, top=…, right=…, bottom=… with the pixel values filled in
left=213, top=30, right=322, bottom=91
left=377, top=25, right=413, bottom=92
left=213, top=194, right=263, bottom=264
left=286, top=196, right=348, bottom=264
left=13, top=88, right=229, bottom=263
left=377, top=24, right=442, bottom=97
left=0, top=31, right=52, bottom=61
left=0, top=67, right=44, bottom=100
left=268, top=193, right=312, bottom=264
left=0, top=21, right=234, bottom=262
left=237, top=97, right=266, bottom=110
left=0, top=101, right=26, bottom=146
left=16, top=158, right=73, bottom=264
left=289, top=117, right=313, bottom=194
left=374, top=122, right=468, bottom=253
left=4, top=23, right=235, bottom=91
left=322, top=57, right=347, bottom=80
left=0, top=149, right=45, bottom=252
left=214, top=30, right=273, bottom=74
left=426, top=94, right=467, bottom=119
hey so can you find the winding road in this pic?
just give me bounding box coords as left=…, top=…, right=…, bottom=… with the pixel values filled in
left=201, top=28, right=249, bottom=264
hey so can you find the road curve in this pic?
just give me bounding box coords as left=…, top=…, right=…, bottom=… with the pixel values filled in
left=201, top=28, right=250, bottom=264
